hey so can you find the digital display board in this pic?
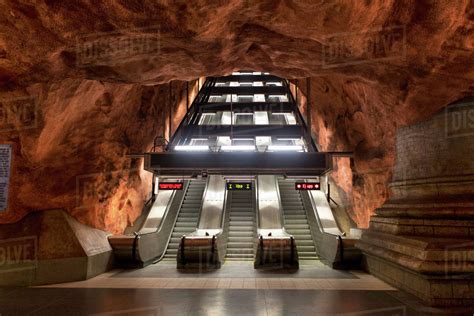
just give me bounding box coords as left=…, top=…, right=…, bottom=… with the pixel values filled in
left=227, top=182, right=252, bottom=191
left=159, top=182, right=184, bottom=190
left=295, top=182, right=320, bottom=190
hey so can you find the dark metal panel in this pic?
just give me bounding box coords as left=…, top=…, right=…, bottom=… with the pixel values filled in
left=209, top=86, right=287, bottom=95
left=144, top=152, right=329, bottom=176
left=183, top=125, right=304, bottom=137
left=198, top=102, right=293, bottom=113
left=212, top=75, right=281, bottom=82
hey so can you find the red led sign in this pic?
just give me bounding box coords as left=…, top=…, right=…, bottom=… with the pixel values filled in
left=159, top=182, right=184, bottom=190
left=295, top=182, right=320, bottom=190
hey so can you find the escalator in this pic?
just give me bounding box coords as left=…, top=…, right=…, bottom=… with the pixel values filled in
left=279, top=180, right=318, bottom=261
left=278, top=178, right=362, bottom=268
left=225, top=188, right=257, bottom=261
left=163, top=180, right=206, bottom=259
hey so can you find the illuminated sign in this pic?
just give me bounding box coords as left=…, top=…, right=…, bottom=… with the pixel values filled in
left=295, top=182, right=320, bottom=190
left=159, top=182, right=184, bottom=190
left=227, top=182, right=252, bottom=191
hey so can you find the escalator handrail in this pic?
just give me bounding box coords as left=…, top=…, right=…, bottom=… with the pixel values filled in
left=193, top=176, right=228, bottom=239
left=274, top=176, right=286, bottom=230
left=303, top=186, right=344, bottom=237
left=126, top=195, right=154, bottom=235
left=194, top=177, right=211, bottom=229
left=132, top=232, right=141, bottom=261
left=138, top=189, right=178, bottom=236
left=337, top=235, right=344, bottom=263
left=152, top=180, right=191, bottom=264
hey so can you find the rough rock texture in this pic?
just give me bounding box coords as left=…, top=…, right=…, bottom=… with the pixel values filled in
left=0, top=1, right=473, bottom=232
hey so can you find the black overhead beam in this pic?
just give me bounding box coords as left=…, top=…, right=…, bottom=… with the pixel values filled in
left=144, top=152, right=330, bottom=176
left=212, top=75, right=281, bottom=82
left=209, top=86, right=287, bottom=95
left=182, top=125, right=304, bottom=137
left=198, top=102, right=293, bottom=112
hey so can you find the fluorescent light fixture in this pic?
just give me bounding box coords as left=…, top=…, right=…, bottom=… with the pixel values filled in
left=254, top=111, right=269, bottom=125
left=267, top=145, right=303, bottom=151
left=174, top=145, right=209, bottom=151
left=253, top=94, right=265, bottom=102
left=221, top=145, right=256, bottom=151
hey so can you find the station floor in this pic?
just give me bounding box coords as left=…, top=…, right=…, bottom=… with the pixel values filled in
left=1, top=261, right=471, bottom=315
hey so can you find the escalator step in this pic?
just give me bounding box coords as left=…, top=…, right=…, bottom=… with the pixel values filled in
left=228, top=236, right=254, bottom=242
left=226, top=249, right=254, bottom=255
left=229, top=231, right=255, bottom=237
left=284, top=219, right=308, bottom=225
left=230, top=216, right=254, bottom=221
left=285, top=224, right=310, bottom=230
left=227, top=242, right=254, bottom=248
left=295, top=242, right=314, bottom=249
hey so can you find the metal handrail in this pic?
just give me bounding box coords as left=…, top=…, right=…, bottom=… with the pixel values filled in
left=284, top=79, right=318, bottom=153
left=194, top=177, right=211, bottom=230
left=274, top=176, right=287, bottom=231
left=193, top=177, right=228, bottom=239
left=152, top=180, right=190, bottom=264
left=138, top=190, right=178, bottom=236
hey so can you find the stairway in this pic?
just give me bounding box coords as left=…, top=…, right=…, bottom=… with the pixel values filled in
left=163, top=180, right=206, bottom=259
left=225, top=189, right=256, bottom=261
left=278, top=180, right=319, bottom=260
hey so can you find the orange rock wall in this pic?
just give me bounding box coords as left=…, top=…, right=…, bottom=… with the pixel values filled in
left=0, top=1, right=472, bottom=231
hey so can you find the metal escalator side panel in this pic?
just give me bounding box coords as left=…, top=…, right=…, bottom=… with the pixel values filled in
left=109, top=181, right=189, bottom=267
left=163, top=180, right=206, bottom=259
left=307, top=190, right=343, bottom=235
left=197, top=175, right=227, bottom=231
left=254, top=176, right=298, bottom=269
left=139, top=186, right=176, bottom=234
left=256, top=175, right=284, bottom=230
left=177, top=175, right=228, bottom=268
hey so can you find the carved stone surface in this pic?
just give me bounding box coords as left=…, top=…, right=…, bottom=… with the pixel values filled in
left=0, top=209, right=112, bottom=286
left=357, top=98, right=474, bottom=306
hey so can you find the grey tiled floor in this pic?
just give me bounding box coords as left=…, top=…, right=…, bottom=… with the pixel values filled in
left=0, top=288, right=412, bottom=315
left=2, top=288, right=471, bottom=315
left=3, top=262, right=472, bottom=315
left=113, top=261, right=356, bottom=279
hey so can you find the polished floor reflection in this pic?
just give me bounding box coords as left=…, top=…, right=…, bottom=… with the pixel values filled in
left=0, top=262, right=471, bottom=315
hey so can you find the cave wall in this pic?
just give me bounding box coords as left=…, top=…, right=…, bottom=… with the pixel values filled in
left=0, top=79, right=196, bottom=234
left=0, top=0, right=473, bottom=232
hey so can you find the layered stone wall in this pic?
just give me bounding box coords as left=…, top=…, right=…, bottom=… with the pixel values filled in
left=358, top=98, right=474, bottom=306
